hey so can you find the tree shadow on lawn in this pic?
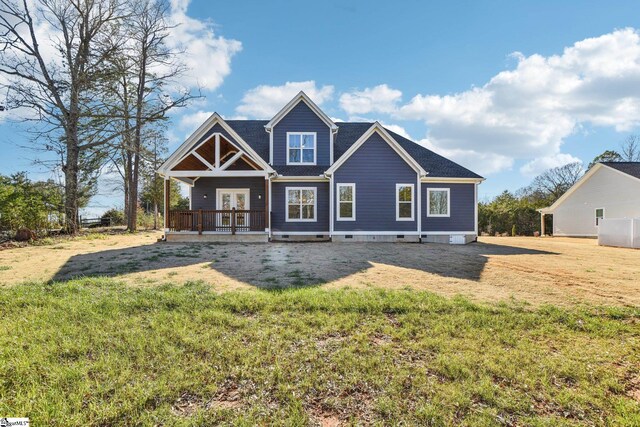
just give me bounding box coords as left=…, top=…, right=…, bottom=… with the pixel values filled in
left=50, top=240, right=558, bottom=289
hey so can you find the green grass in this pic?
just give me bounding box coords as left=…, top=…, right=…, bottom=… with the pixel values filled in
left=0, top=279, right=638, bottom=426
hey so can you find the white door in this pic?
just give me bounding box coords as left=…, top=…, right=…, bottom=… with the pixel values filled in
left=217, top=189, right=250, bottom=228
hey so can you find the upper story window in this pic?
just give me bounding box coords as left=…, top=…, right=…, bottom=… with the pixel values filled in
left=396, top=184, right=414, bottom=221
left=427, top=188, right=450, bottom=217
left=287, top=132, right=316, bottom=165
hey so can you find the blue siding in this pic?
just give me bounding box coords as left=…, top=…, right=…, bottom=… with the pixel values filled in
left=333, top=132, right=419, bottom=232
left=191, top=177, right=266, bottom=211
left=272, top=102, right=331, bottom=167
left=271, top=182, right=330, bottom=232
left=422, top=183, right=476, bottom=232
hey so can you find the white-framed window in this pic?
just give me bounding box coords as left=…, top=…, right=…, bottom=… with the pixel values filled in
left=595, top=207, right=605, bottom=226
left=396, top=184, right=414, bottom=221
left=427, top=188, right=450, bottom=217
left=286, top=187, right=317, bottom=222
left=287, top=132, right=316, bottom=165
left=336, top=183, right=356, bottom=221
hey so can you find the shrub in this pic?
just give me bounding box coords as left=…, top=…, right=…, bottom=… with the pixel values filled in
left=101, top=208, right=125, bottom=226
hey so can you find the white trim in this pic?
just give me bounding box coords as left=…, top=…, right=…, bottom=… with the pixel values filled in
left=265, top=91, right=337, bottom=131
left=174, top=177, right=197, bottom=187
left=268, top=177, right=273, bottom=239
left=474, top=183, right=479, bottom=235
left=219, top=151, right=244, bottom=171
left=396, top=183, right=415, bottom=221
left=286, top=131, right=317, bottom=165
left=417, top=172, right=422, bottom=234
left=332, top=231, right=420, bottom=236
left=421, top=177, right=484, bottom=183
left=268, top=128, right=273, bottom=165
left=426, top=188, right=451, bottom=218
left=272, top=231, right=329, bottom=236
left=329, top=128, right=337, bottom=165
left=595, top=207, right=605, bottom=227
left=421, top=231, right=476, bottom=235
left=285, top=186, right=318, bottom=222
left=191, top=151, right=215, bottom=171
left=158, top=113, right=274, bottom=174
left=329, top=175, right=334, bottom=236
left=167, top=231, right=268, bottom=235
left=272, top=176, right=328, bottom=182
left=215, top=134, right=220, bottom=168
left=165, top=170, right=268, bottom=177
left=325, top=123, right=426, bottom=176
left=553, top=233, right=598, bottom=237
left=336, top=183, right=356, bottom=221
left=189, top=185, right=192, bottom=210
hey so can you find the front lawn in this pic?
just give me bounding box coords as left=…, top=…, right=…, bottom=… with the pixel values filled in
left=0, top=279, right=638, bottom=425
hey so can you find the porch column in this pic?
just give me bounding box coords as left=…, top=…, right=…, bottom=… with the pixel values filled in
left=164, top=178, right=170, bottom=230
left=540, top=213, right=545, bottom=236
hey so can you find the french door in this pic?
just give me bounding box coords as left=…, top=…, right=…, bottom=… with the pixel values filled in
left=217, top=189, right=250, bottom=228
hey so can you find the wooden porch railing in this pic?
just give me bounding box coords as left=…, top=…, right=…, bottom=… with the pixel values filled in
left=168, top=209, right=266, bottom=234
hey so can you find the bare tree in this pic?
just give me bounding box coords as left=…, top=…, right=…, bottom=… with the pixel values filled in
left=103, top=0, right=197, bottom=232
left=0, top=0, right=124, bottom=233
left=527, top=161, right=583, bottom=203
left=620, top=135, right=640, bottom=162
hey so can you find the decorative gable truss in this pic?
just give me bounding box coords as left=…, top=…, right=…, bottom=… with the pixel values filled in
left=158, top=114, right=274, bottom=183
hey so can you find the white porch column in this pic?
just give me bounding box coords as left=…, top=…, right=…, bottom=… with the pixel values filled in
left=164, top=178, right=170, bottom=231
left=540, top=213, right=545, bottom=236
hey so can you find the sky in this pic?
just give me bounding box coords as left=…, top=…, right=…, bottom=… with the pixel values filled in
left=2, top=0, right=640, bottom=215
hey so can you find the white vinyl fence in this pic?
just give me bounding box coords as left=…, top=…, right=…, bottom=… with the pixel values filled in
left=597, top=218, right=640, bottom=248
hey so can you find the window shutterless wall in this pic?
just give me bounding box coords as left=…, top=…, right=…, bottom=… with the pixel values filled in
left=421, top=183, right=475, bottom=232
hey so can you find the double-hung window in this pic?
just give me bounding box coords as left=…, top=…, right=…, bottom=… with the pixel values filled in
left=427, top=188, right=450, bottom=217
left=396, top=184, right=414, bottom=221
left=286, top=187, right=317, bottom=222
left=287, top=132, right=316, bottom=165
left=337, top=183, right=355, bottom=221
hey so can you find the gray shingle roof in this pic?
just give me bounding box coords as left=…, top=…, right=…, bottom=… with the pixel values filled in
left=600, top=162, right=640, bottom=179
left=225, top=120, right=482, bottom=179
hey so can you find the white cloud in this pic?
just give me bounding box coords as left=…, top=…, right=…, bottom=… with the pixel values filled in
left=178, top=110, right=214, bottom=133
left=167, top=0, right=242, bottom=91
left=236, top=81, right=334, bottom=118
left=395, top=28, right=640, bottom=175
left=520, top=153, right=582, bottom=177
left=339, top=84, right=402, bottom=115
left=416, top=138, right=514, bottom=176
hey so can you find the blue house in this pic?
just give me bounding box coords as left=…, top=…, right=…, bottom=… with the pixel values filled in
left=158, top=92, right=483, bottom=243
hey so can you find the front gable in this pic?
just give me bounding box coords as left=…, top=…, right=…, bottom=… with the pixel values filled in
left=158, top=114, right=273, bottom=178
left=265, top=92, right=337, bottom=168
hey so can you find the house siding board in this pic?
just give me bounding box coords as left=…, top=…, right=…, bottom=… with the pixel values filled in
left=421, top=183, right=475, bottom=232
left=552, top=166, right=640, bottom=236
left=191, top=177, right=266, bottom=211
left=271, top=182, right=330, bottom=232
left=333, top=133, right=418, bottom=232
left=272, top=102, right=331, bottom=167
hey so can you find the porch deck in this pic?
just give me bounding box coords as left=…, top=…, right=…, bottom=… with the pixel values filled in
left=166, top=209, right=268, bottom=241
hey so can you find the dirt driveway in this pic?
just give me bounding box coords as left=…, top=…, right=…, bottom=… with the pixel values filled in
left=1, top=232, right=639, bottom=307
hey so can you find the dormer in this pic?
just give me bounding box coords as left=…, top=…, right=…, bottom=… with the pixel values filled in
left=264, top=91, right=339, bottom=168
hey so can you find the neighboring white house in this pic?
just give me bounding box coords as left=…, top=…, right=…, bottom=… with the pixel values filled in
left=538, top=162, right=640, bottom=237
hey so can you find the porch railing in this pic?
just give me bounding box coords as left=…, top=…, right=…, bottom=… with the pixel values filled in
left=168, top=209, right=266, bottom=234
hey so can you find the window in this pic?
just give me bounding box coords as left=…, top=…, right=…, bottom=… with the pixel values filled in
left=396, top=184, right=414, bottom=221
left=595, top=208, right=605, bottom=226
left=287, top=132, right=316, bottom=165
left=286, top=187, right=317, bottom=222
left=337, top=183, right=355, bottom=221
left=427, top=188, right=450, bottom=217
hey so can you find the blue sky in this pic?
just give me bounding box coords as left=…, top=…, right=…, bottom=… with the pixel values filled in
left=2, top=0, right=640, bottom=215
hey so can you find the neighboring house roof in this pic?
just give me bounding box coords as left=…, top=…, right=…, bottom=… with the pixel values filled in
left=599, top=161, right=640, bottom=179
left=223, top=119, right=482, bottom=179
left=539, top=161, right=640, bottom=214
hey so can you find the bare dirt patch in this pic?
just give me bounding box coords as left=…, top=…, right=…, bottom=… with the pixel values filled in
left=1, top=232, right=639, bottom=306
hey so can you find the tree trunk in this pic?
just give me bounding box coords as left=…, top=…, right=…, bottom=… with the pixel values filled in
left=64, top=142, right=80, bottom=234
